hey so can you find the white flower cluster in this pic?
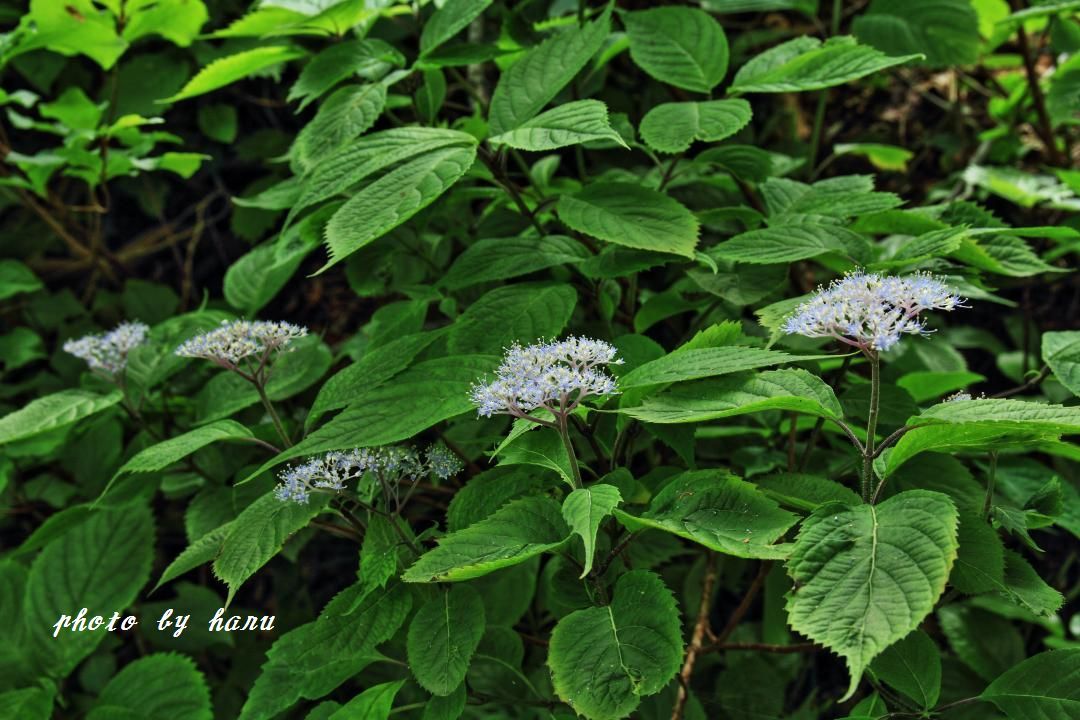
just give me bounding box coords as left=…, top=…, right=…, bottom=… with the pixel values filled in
left=175, top=320, right=307, bottom=368
left=274, top=444, right=462, bottom=504
left=63, top=321, right=149, bottom=377
left=783, top=271, right=967, bottom=352
left=470, top=337, right=622, bottom=418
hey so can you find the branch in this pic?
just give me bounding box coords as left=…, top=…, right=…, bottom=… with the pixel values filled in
left=671, top=552, right=717, bottom=720
left=1011, top=1, right=1066, bottom=165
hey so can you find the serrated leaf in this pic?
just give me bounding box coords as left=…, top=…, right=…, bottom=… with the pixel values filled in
left=713, top=224, right=871, bottom=264
left=980, top=649, right=1080, bottom=720
left=548, top=570, right=682, bottom=720
left=111, top=419, right=253, bottom=481
left=562, top=484, right=622, bottom=577
left=488, top=6, right=611, bottom=134
left=852, top=0, right=979, bottom=67
left=729, top=35, right=920, bottom=94
left=25, top=504, right=154, bottom=677
left=498, top=427, right=575, bottom=487
left=330, top=681, right=404, bottom=720
left=407, top=587, right=486, bottom=695
left=615, top=470, right=797, bottom=559
left=639, top=99, right=751, bottom=153
left=224, top=232, right=318, bottom=315
left=618, top=346, right=832, bottom=389
left=999, top=549, right=1063, bottom=617
left=420, top=0, right=493, bottom=55
left=951, top=510, right=1006, bottom=595
left=786, top=490, right=959, bottom=701
left=403, top=496, right=569, bottom=582
left=88, top=653, right=212, bottom=720
left=939, top=605, right=1023, bottom=682
left=447, top=283, right=577, bottom=354
left=489, top=99, right=627, bottom=150
left=557, top=182, right=700, bottom=258
left=213, top=493, right=330, bottom=606
left=755, top=472, right=862, bottom=511
left=441, top=234, right=590, bottom=290
left=294, top=83, right=387, bottom=170
left=155, top=522, right=233, bottom=591
left=869, top=630, right=940, bottom=710
left=1043, top=331, right=1080, bottom=397
left=624, top=6, right=729, bottom=93
left=289, top=39, right=403, bottom=110
left=620, top=368, right=843, bottom=424
left=163, top=46, right=307, bottom=103
left=0, top=389, right=122, bottom=445
left=321, top=143, right=477, bottom=271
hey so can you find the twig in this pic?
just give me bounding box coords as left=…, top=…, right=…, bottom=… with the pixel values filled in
left=992, top=364, right=1050, bottom=398
left=1011, top=1, right=1066, bottom=165
left=671, top=552, right=717, bottom=720
left=716, top=561, right=772, bottom=644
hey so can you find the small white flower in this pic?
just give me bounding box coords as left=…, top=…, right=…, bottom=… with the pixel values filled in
left=175, top=320, right=307, bottom=368
left=63, top=321, right=149, bottom=377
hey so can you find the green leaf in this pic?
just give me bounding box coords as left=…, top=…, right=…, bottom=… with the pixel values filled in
left=729, top=36, right=921, bottom=94
left=869, top=630, right=941, bottom=710
left=556, top=182, right=700, bottom=258
left=403, top=496, right=569, bottom=582
left=713, top=224, right=871, bottom=264
left=852, top=0, right=979, bottom=67
left=321, top=143, right=477, bottom=270
left=25, top=504, right=154, bottom=677
left=289, top=39, right=403, bottom=110
left=420, top=0, right=493, bottom=55
left=240, top=583, right=411, bottom=720
left=441, top=234, right=590, bottom=290
left=939, top=605, right=1023, bottom=682
left=980, top=649, right=1080, bottom=720
left=548, top=570, right=683, bottom=720
left=449, top=282, right=578, bottom=354
left=1049, top=53, right=1080, bottom=126
left=294, top=83, right=388, bottom=170
left=615, top=471, right=798, bottom=559
left=951, top=510, right=1006, bottom=595
left=624, top=7, right=729, bottom=93
left=895, top=371, right=985, bottom=403
left=329, top=681, right=404, bottom=720
left=786, top=490, right=959, bottom=701
left=213, top=493, right=330, bottom=606
left=110, top=419, right=253, bottom=480
left=163, top=46, right=307, bottom=103
left=619, top=346, right=832, bottom=389
left=19, top=0, right=128, bottom=70
left=498, top=427, right=575, bottom=488
left=155, top=522, right=233, bottom=591
left=224, top=233, right=318, bottom=315
left=488, top=100, right=627, bottom=151
left=88, top=653, right=212, bottom=720
left=407, top=587, right=486, bottom=695
left=1043, top=331, right=1080, bottom=397
left=0, top=687, right=51, bottom=720
left=621, top=369, right=843, bottom=424
left=0, top=259, right=44, bottom=300
left=0, top=389, right=122, bottom=445
left=446, top=466, right=555, bottom=533
left=488, top=6, right=611, bottom=134
left=999, top=549, right=1063, bottom=617
left=835, top=142, right=915, bottom=172
left=639, top=99, right=751, bottom=154
left=755, top=472, right=862, bottom=511
left=123, top=0, right=208, bottom=47
left=562, top=484, right=622, bottom=577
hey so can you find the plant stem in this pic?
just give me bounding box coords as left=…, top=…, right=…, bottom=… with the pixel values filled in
left=1011, top=1, right=1066, bottom=165
left=254, top=380, right=292, bottom=448
left=557, top=414, right=583, bottom=490
left=671, top=552, right=716, bottom=720
left=983, top=450, right=998, bottom=520
left=862, top=351, right=881, bottom=503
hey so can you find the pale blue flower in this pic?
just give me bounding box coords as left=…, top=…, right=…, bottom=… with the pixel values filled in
left=64, top=321, right=149, bottom=376
left=782, top=271, right=966, bottom=352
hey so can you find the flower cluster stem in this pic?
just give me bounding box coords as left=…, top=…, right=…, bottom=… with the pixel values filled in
left=557, top=414, right=583, bottom=490
left=862, top=351, right=881, bottom=503
left=254, top=381, right=292, bottom=449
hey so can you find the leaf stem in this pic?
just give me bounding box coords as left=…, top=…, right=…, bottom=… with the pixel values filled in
left=862, top=351, right=880, bottom=503
left=253, top=379, right=292, bottom=448
left=982, top=450, right=998, bottom=520
left=557, top=413, right=583, bottom=490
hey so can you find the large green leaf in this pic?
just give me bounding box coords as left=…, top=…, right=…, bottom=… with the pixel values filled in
left=111, top=420, right=253, bottom=481
left=163, top=46, right=306, bottom=102
left=213, top=493, right=330, bottom=605
left=713, top=224, right=871, bottom=264
left=786, top=490, right=959, bottom=701
left=557, top=182, right=700, bottom=258
left=25, top=504, right=154, bottom=677
left=330, top=681, right=404, bottom=720
left=403, top=496, right=569, bottom=582
left=441, top=234, right=590, bottom=290
left=294, top=83, right=388, bottom=170
left=0, top=389, right=122, bottom=445
left=0, top=259, right=43, bottom=300
left=868, top=630, right=940, bottom=710
left=155, top=522, right=233, bottom=591
left=407, top=586, right=486, bottom=695
left=620, top=368, right=843, bottom=424
left=1043, top=331, right=1080, bottom=397
left=18, top=0, right=127, bottom=69
left=979, top=649, right=1080, bottom=719
left=639, top=99, right=751, bottom=154
left=615, top=471, right=798, bottom=559
left=240, top=582, right=411, bottom=720
left=448, top=283, right=577, bottom=354
left=852, top=0, right=979, bottom=67
left=1049, top=53, right=1080, bottom=126
left=87, top=654, right=212, bottom=720
left=729, top=36, right=920, bottom=94
left=562, top=484, right=622, bottom=577
left=288, top=39, right=403, bottom=110
left=624, top=6, right=729, bottom=93
left=548, top=570, right=683, bottom=720
left=488, top=100, right=627, bottom=151
left=420, top=0, right=493, bottom=55
left=488, top=6, right=610, bottom=134
left=223, top=232, right=318, bottom=315
left=321, top=143, right=477, bottom=270
left=618, top=346, right=831, bottom=389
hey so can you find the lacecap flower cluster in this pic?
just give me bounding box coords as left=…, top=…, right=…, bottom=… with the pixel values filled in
left=470, top=337, right=622, bottom=418
left=783, top=271, right=966, bottom=352
left=274, top=444, right=462, bottom=504
left=175, top=320, right=307, bottom=368
left=63, top=321, right=149, bottom=376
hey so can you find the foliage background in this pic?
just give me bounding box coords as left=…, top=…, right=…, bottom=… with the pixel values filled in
left=1, top=0, right=1080, bottom=719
